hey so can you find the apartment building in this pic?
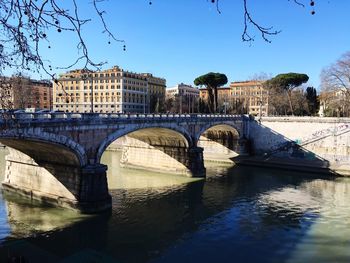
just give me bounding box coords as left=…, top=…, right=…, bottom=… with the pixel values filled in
left=199, top=86, right=231, bottom=101
left=53, top=66, right=166, bottom=113
left=199, top=86, right=232, bottom=112
left=142, top=73, right=166, bottom=112
left=230, top=81, right=268, bottom=116
left=165, top=83, right=200, bottom=113
left=166, top=83, right=199, bottom=99
left=0, top=76, right=52, bottom=110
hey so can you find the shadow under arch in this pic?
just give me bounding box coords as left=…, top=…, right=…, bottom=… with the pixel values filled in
left=0, top=132, right=88, bottom=167
left=195, top=122, right=242, bottom=143
left=96, top=124, right=193, bottom=164
left=197, top=124, right=242, bottom=163
left=0, top=133, right=90, bottom=206
left=97, top=126, right=204, bottom=177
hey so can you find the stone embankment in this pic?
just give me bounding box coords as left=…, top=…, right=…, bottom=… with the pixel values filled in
left=246, top=117, right=350, bottom=176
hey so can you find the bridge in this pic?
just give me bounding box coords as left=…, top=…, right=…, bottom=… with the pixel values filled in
left=0, top=113, right=248, bottom=213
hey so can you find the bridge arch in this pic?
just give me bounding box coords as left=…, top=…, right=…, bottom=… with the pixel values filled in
left=0, top=132, right=88, bottom=167
left=0, top=132, right=98, bottom=211
left=195, top=122, right=242, bottom=143
left=96, top=124, right=193, bottom=164
left=196, top=123, right=242, bottom=161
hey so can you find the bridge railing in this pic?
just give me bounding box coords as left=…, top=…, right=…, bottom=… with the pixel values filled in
left=1, top=112, right=241, bottom=122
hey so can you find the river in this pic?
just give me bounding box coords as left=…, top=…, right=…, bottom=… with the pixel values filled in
left=0, top=148, right=350, bottom=262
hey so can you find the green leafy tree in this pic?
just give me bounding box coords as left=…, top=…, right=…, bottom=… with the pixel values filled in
left=194, top=72, right=228, bottom=113
left=266, top=73, right=309, bottom=115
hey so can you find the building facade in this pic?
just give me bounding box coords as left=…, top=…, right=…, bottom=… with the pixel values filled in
left=166, top=83, right=200, bottom=113
left=230, top=81, right=268, bottom=116
left=166, top=83, right=199, bottom=99
left=142, top=73, right=166, bottom=113
left=53, top=66, right=166, bottom=113
left=199, top=86, right=232, bottom=113
left=319, top=88, right=349, bottom=117
left=0, top=77, right=52, bottom=110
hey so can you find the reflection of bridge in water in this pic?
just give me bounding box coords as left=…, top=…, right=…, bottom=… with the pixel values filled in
left=0, top=113, right=248, bottom=212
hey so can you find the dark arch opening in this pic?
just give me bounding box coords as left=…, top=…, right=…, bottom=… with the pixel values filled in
left=101, top=127, right=197, bottom=177
left=0, top=138, right=85, bottom=202
left=0, top=138, right=81, bottom=167
left=198, top=124, right=240, bottom=163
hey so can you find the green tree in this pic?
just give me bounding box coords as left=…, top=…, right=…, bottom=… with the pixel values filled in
left=194, top=72, right=228, bottom=113
left=266, top=73, right=309, bottom=115
left=305, top=86, right=319, bottom=115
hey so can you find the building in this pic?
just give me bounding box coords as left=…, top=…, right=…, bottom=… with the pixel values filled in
left=0, top=76, right=52, bottom=110
left=199, top=86, right=232, bottom=113
left=166, top=83, right=199, bottom=99
left=319, top=88, right=349, bottom=117
left=141, top=73, right=166, bottom=112
left=166, top=83, right=200, bottom=113
left=230, top=81, right=268, bottom=116
left=53, top=66, right=166, bottom=113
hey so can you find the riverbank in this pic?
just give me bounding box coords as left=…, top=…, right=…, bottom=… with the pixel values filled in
left=233, top=156, right=350, bottom=176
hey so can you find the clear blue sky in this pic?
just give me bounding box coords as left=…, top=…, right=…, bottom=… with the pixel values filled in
left=13, top=0, right=350, bottom=89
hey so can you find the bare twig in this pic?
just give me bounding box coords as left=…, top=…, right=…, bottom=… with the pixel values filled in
left=0, top=0, right=123, bottom=80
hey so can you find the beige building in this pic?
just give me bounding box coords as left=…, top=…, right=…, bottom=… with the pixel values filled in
left=319, top=88, right=348, bottom=117
left=230, top=81, right=268, bottom=116
left=166, top=83, right=199, bottom=99
left=142, top=73, right=166, bottom=112
left=165, top=83, right=200, bottom=113
left=199, top=86, right=232, bottom=113
left=53, top=66, right=166, bottom=113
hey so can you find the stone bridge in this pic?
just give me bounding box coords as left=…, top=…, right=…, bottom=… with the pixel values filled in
left=0, top=113, right=248, bottom=213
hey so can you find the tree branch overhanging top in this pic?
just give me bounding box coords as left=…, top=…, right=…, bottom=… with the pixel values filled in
left=0, top=0, right=125, bottom=80
left=209, top=0, right=316, bottom=43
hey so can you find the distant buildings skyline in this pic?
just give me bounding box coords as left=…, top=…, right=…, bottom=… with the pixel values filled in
left=5, top=63, right=346, bottom=117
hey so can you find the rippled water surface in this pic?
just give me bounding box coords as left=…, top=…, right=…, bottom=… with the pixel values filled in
left=1, top=148, right=350, bottom=262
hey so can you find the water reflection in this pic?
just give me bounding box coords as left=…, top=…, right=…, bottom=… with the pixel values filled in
left=287, top=178, right=350, bottom=263
left=0, top=149, right=349, bottom=262
left=102, top=151, right=201, bottom=190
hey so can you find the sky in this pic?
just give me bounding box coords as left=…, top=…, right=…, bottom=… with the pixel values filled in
left=8, top=0, right=350, bottom=90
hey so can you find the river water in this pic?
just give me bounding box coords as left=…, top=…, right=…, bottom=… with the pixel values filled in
left=0, top=148, right=350, bottom=262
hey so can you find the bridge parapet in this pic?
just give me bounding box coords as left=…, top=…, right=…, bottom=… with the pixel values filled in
left=1, top=112, right=241, bottom=123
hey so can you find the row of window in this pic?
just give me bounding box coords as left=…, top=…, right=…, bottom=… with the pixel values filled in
left=55, top=104, right=145, bottom=110
left=55, top=96, right=148, bottom=103
left=62, top=85, right=153, bottom=92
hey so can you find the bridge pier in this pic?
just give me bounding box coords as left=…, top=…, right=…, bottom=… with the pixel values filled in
left=79, top=164, right=111, bottom=213
left=2, top=148, right=111, bottom=213
left=187, top=146, right=206, bottom=177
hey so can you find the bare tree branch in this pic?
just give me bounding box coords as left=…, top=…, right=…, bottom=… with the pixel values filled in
left=210, top=0, right=313, bottom=43
left=0, top=0, right=124, bottom=80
